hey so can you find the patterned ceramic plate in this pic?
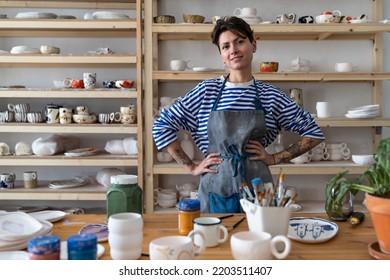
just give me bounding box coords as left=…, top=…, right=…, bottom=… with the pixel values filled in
left=288, top=217, right=338, bottom=243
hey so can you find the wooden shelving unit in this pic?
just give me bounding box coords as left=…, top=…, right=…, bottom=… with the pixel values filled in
left=143, top=0, right=390, bottom=213
left=0, top=0, right=144, bottom=204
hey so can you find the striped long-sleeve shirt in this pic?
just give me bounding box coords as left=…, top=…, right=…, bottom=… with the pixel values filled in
left=152, top=76, right=324, bottom=154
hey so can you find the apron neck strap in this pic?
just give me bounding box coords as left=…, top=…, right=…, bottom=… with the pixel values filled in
left=211, top=75, right=263, bottom=111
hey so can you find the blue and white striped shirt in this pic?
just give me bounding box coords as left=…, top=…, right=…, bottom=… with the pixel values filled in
left=153, top=76, right=324, bottom=154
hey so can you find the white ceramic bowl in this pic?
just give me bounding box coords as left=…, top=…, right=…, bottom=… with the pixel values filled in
left=352, top=155, right=375, bottom=165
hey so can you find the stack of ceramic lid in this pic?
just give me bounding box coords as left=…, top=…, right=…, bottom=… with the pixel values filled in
left=0, top=212, right=53, bottom=251
left=15, top=12, right=57, bottom=19
left=92, top=11, right=129, bottom=19
left=345, top=104, right=379, bottom=119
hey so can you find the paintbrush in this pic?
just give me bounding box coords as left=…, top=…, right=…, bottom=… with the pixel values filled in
left=228, top=216, right=246, bottom=231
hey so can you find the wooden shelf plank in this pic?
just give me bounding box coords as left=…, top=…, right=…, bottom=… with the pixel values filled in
left=0, top=88, right=138, bottom=98
left=0, top=154, right=138, bottom=166
left=315, top=117, right=390, bottom=127
left=153, top=161, right=369, bottom=175
left=153, top=71, right=390, bottom=82
left=0, top=0, right=136, bottom=9
left=0, top=54, right=137, bottom=67
left=0, top=183, right=106, bottom=201
left=0, top=123, right=138, bottom=133
left=153, top=23, right=390, bottom=40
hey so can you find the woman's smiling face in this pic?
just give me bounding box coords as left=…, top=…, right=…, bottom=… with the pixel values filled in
left=218, top=30, right=256, bottom=71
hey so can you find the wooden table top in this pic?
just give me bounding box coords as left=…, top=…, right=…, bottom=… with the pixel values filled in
left=52, top=212, right=376, bottom=260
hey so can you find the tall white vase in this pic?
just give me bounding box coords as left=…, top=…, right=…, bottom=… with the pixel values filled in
left=180, top=133, right=195, bottom=160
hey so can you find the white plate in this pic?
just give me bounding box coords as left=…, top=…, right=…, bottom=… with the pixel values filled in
left=49, top=178, right=86, bottom=189
left=192, top=67, right=223, bottom=72
left=0, top=212, right=43, bottom=241
left=60, top=241, right=104, bottom=260
left=29, top=210, right=67, bottom=223
left=348, top=104, right=379, bottom=113
left=78, top=224, right=109, bottom=242
left=345, top=112, right=377, bottom=119
left=288, top=217, right=338, bottom=243
left=64, top=147, right=99, bottom=157
left=0, top=251, right=29, bottom=260
left=92, top=11, right=129, bottom=19
left=15, top=12, right=57, bottom=19
left=289, top=203, right=301, bottom=212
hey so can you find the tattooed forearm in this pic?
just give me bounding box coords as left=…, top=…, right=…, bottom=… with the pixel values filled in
left=166, top=140, right=195, bottom=170
left=276, top=137, right=324, bottom=164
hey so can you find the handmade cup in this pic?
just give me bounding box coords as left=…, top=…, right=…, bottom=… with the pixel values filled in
left=108, top=212, right=143, bottom=260
left=230, top=231, right=291, bottom=260
left=240, top=199, right=291, bottom=237
left=170, top=59, right=194, bottom=71
left=335, top=62, right=358, bottom=72
left=0, top=172, right=16, bottom=189
left=76, top=106, right=89, bottom=115
left=59, top=107, right=73, bottom=124
left=83, top=72, right=97, bottom=89
left=149, top=230, right=206, bottom=260
left=192, top=217, right=228, bottom=247
left=316, top=101, right=331, bottom=118
left=23, top=171, right=38, bottom=189
left=260, top=62, right=279, bottom=72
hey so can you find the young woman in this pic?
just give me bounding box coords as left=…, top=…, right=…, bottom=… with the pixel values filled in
left=153, top=16, right=324, bottom=213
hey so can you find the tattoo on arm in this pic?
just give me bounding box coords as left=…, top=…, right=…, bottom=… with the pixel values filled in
left=279, top=137, right=323, bottom=163
left=171, top=146, right=193, bottom=167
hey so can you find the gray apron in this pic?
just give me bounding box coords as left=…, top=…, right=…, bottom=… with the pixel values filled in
left=198, top=76, right=273, bottom=213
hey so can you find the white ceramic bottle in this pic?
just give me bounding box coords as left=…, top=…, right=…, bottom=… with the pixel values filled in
left=180, top=133, right=195, bottom=160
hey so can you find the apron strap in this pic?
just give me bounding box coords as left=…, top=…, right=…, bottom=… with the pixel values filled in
left=219, top=144, right=250, bottom=182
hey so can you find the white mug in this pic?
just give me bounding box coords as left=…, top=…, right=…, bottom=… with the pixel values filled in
left=170, top=59, right=194, bottom=71
left=316, top=101, right=331, bottom=118
left=290, top=152, right=312, bottom=164
left=59, top=107, right=73, bottom=124
left=230, top=231, right=291, bottom=260
left=326, top=142, right=347, bottom=150
left=193, top=217, right=228, bottom=247
left=108, top=212, right=143, bottom=260
left=335, top=62, right=358, bottom=73
left=149, top=230, right=206, bottom=260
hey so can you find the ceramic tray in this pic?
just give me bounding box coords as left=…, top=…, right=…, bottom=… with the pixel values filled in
left=29, top=210, right=67, bottom=223
left=49, top=178, right=86, bottom=189
left=78, top=224, right=109, bottom=242
left=64, top=147, right=99, bottom=157
left=15, top=12, right=57, bottom=19
left=288, top=217, right=338, bottom=243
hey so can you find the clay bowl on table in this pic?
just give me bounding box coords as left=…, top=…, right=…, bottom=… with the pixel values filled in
left=153, top=15, right=175, bottom=23
left=183, top=14, right=205, bottom=24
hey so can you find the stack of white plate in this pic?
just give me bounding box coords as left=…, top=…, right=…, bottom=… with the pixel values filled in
left=238, top=15, right=262, bottom=24
left=15, top=12, right=57, bottom=19
left=0, top=212, right=53, bottom=252
left=10, top=45, right=40, bottom=54
left=345, top=104, right=379, bottom=119
left=92, top=11, right=129, bottom=19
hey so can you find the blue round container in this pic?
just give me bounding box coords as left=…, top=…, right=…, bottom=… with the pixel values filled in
left=67, top=234, right=97, bottom=260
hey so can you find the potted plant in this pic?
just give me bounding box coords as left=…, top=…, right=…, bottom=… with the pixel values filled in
left=325, top=137, right=390, bottom=254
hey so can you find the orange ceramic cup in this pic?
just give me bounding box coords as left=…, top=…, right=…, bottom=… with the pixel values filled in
left=260, top=62, right=279, bottom=72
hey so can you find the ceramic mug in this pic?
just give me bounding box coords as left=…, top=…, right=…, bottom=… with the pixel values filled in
left=230, top=231, right=291, bottom=260
left=83, top=72, right=97, bottom=89
left=170, top=59, right=194, bottom=71
left=23, top=171, right=38, bottom=189
left=290, top=152, right=312, bottom=164
left=212, top=16, right=222, bottom=24
left=0, top=111, right=14, bottom=122
left=192, top=217, right=228, bottom=247
left=59, top=107, right=73, bottom=124
left=316, top=101, right=331, bottom=118
left=45, top=105, right=60, bottom=123
left=76, top=106, right=89, bottom=115
left=98, top=113, right=111, bottom=124
left=0, top=172, right=16, bottom=189
left=149, top=230, right=206, bottom=260
left=326, top=142, right=348, bottom=150
left=15, top=112, right=28, bottom=122
left=108, top=212, right=143, bottom=260
left=27, top=112, right=43, bottom=123
left=121, top=114, right=136, bottom=124
left=335, top=62, right=358, bottom=73
left=298, top=15, right=314, bottom=24
left=120, top=106, right=136, bottom=115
